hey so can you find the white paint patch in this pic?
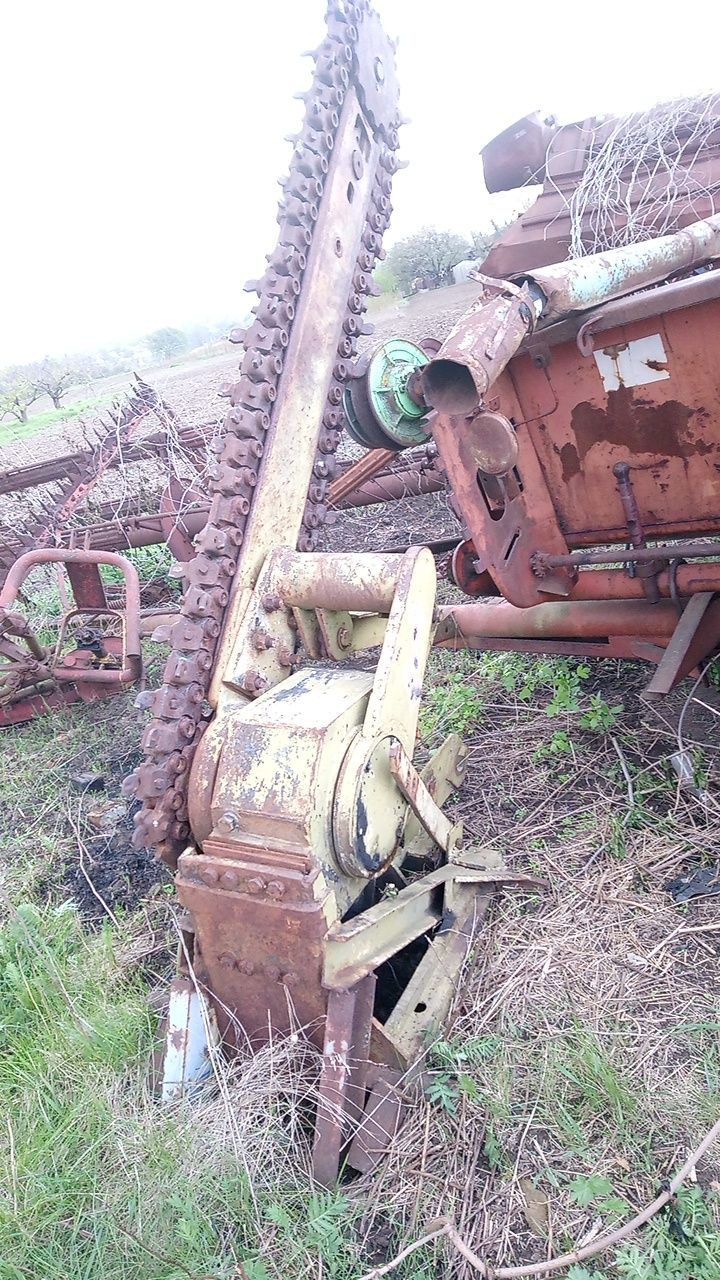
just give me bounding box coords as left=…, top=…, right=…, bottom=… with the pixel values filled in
left=593, top=333, right=670, bottom=393
left=161, top=980, right=219, bottom=1101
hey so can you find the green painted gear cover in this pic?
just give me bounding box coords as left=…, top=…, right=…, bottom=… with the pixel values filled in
left=343, top=338, right=432, bottom=451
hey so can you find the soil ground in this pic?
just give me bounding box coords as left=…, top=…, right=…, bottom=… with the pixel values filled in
left=1, top=282, right=719, bottom=1279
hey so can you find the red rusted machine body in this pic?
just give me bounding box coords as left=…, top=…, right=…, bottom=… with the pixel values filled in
left=442, top=271, right=720, bottom=611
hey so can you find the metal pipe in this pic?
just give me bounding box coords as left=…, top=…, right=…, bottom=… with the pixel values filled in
left=535, top=541, right=720, bottom=570
left=328, top=448, right=396, bottom=505
left=439, top=597, right=688, bottom=643
left=421, top=283, right=538, bottom=415
left=519, top=213, right=720, bottom=322
left=268, top=549, right=401, bottom=612
left=0, top=549, right=142, bottom=662
left=560, top=564, right=720, bottom=602
left=340, top=468, right=444, bottom=507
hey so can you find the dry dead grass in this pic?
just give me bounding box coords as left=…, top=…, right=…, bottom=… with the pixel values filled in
left=347, top=656, right=720, bottom=1276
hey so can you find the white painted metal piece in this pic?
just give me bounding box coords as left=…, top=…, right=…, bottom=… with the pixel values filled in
left=593, top=334, right=670, bottom=392
left=160, top=977, right=220, bottom=1101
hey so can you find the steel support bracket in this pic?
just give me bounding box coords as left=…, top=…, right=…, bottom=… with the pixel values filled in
left=322, top=854, right=546, bottom=990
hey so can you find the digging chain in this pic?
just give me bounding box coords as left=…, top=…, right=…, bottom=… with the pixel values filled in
left=126, top=1, right=401, bottom=866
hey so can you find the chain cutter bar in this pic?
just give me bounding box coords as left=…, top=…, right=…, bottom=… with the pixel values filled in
left=127, top=1, right=402, bottom=866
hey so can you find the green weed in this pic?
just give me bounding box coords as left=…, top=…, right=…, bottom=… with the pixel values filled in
left=419, top=671, right=484, bottom=742
left=614, top=1187, right=720, bottom=1279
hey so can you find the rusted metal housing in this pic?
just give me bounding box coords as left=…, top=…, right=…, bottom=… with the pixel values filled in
left=481, top=96, right=720, bottom=276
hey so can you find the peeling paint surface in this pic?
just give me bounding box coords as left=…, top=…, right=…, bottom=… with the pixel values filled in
left=593, top=334, right=670, bottom=392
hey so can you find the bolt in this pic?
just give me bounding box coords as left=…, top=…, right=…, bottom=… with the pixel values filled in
left=266, top=965, right=281, bottom=981
left=221, top=870, right=240, bottom=888
left=336, top=625, right=352, bottom=650
left=218, top=952, right=238, bottom=970
left=252, top=629, right=274, bottom=652
left=276, top=644, right=296, bottom=669
left=240, top=960, right=256, bottom=976
left=246, top=877, right=266, bottom=895
left=201, top=867, right=219, bottom=885
left=216, top=811, right=239, bottom=834
left=262, top=593, right=282, bottom=613
left=243, top=670, right=268, bottom=694
left=283, top=971, right=299, bottom=987
left=266, top=880, right=285, bottom=899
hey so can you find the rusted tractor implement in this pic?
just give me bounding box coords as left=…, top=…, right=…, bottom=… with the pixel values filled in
left=3, top=7, right=720, bottom=1180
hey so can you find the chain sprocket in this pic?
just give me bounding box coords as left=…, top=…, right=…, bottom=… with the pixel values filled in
left=126, top=1, right=402, bottom=866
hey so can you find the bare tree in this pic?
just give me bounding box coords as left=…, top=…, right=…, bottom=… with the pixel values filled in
left=28, top=357, right=78, bottom=410
left=0, top=368, right=39, bottom=424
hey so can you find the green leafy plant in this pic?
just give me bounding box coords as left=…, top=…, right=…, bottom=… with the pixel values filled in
left=580, top=692, right=624, bottom=732
left=419, top=672, right=484, bottom=741
left=614, top=1187, right=720, bottom=1279
left=426, top=1072, right=460, bottom=1114
left=533, top=728, right=573, bottom=762
left=569, top=1172, right=627, bottom=1217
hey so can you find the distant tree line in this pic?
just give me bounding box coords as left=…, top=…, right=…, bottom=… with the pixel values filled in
left=0, top=322, right=232, bottom=424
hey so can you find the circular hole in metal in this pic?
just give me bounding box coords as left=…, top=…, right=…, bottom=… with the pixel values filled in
left=422, top=359, right=478, bottom=415
left=346, top=181, right=355, bottom=203
left=335, top=237, right=343, bottom=257
left=414, top=1001, right=427, bottom=1014
left=374, top=56, right=385, bottom=83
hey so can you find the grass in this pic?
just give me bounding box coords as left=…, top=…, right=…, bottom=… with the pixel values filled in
left=2, top=627, right=720, bottom=1276
left=0, top=901, right=360, bottom=1280
left=0, top=398, right=110, bottom=445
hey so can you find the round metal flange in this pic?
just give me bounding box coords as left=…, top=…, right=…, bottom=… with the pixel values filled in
left=342, top=338, right=431, bottom=451
left=366, top=338, right=432, bottom=448
left=470, top=411, right=519, bottom=477
left=449, top=539, right=494, bottom=597
left=332, top=732, right=407, bottom=877
left=343, top=380, right=394, bottom=450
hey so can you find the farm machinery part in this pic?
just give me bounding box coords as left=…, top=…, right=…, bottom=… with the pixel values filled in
left=7, top=1, right=720, bottom=1184
left=0, top=548, right=142, bottom=724
left=118, top=0, right=524, bottom=1182
left=161, top=543, right=540, bottom=1183
left=0, top=445, right=445, bottom=563
left=342, top=217, right=720, bottom=690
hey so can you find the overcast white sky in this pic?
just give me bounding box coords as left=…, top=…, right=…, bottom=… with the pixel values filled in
left=1, top=0, right=716, bottom=363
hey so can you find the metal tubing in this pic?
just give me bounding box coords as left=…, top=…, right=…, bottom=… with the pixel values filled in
left=340, top=468, right=444, bottom=507
left=523, top=266, right=720, bottom=358
left=440, top=597, right=690, bottom=643
left=421, top=284, right=537, bottom=414
left=520, top=213, right=720, bottom=322
left=328, top=448, right=396, bottom=505
left=560, top=565, right=720, bottom=601
left=269, top=549, right=401, bottom=612
left=536, top=541, right=720, bottom=571
left=0, top=549, right=142, bottom=661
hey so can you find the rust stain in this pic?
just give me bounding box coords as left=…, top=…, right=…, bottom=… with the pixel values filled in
left=559, top=441, right=581, bottom=484
left=570, top=387, right=697, bottom=463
